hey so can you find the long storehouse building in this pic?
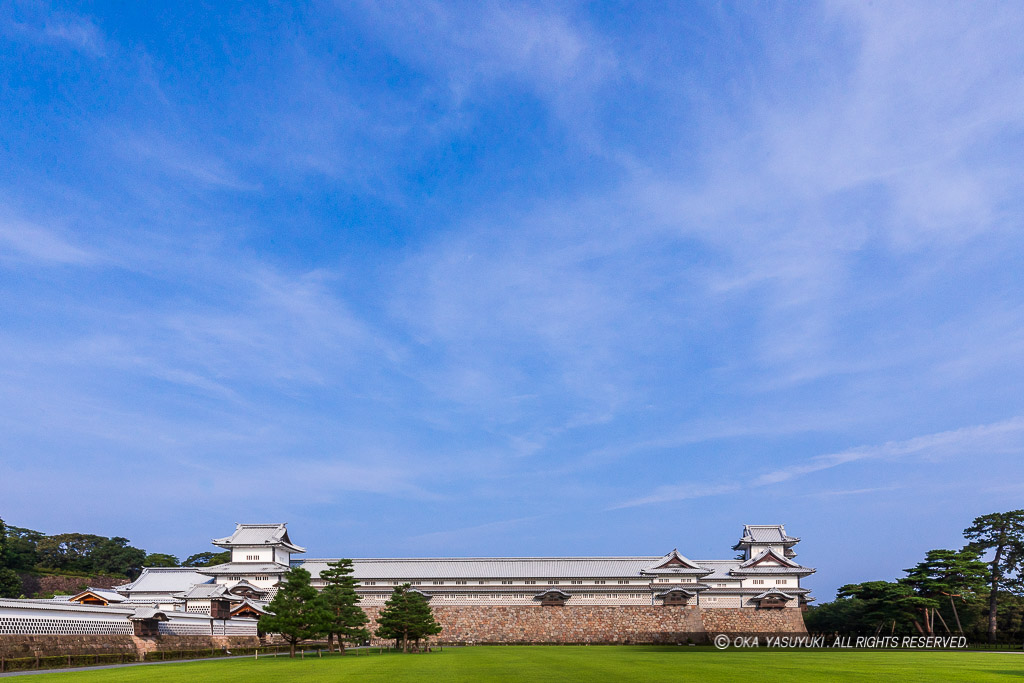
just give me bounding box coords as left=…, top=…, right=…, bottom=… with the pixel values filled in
left=1, top=523, right=814, bottom=644
left=300, top=524, right=814, bottom=611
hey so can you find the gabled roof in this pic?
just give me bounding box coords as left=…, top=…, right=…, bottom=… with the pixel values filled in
left=212, top=524, right=305, bottom=553
left=117, top=568, right=214, bottom=595
left=130, top=608, right=169, bottom=621
left=730, top=549, right=815, bottom=577
left=196, top=561, right=290, bottom=576
left=656, top=587, right=698, bottom=598
left=535, top=589, right=571, bottom=599
left=738, top=548, right=801, bottom=569
left=642, top=549, right=712, bottom=576
left=230, top=598, right=269, bottom=616
left=228, top=579, right=266, bottom=596
left=751, top=590, right=795, bottom=601
left=408, top=588, right=433, bottom=600
left=69, top=588, right=126, bottom=605
left=302, top=556, right=697, bottom=580
left=732, top=524, right=799, bottom=550
left=178, top=584, right=239, bottom=601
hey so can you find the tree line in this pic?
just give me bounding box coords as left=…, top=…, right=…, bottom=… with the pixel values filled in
left=805, top=510, right=1024, bottom=644
left=261, top=561, right=441, bottom=656
left=0, top=517, right=229, bottom=597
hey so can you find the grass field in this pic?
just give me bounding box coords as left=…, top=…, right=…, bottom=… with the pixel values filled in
left=19, top=646, right=1024, bottom=682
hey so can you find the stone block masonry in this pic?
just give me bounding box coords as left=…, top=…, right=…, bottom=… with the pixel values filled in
left=700, top=607, right=807, bottom=635
left=362, top=605, right=807, bottom=645
left=0, top=634, right=261, bottom=662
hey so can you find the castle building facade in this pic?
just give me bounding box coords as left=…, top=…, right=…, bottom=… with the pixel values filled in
left=7, top=522, right=813, bottom=644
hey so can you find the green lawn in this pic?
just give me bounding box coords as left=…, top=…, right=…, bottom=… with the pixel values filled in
left=20, top=646, right=1024, bottom=682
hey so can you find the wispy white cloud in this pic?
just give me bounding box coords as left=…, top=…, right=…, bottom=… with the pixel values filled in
left=0, top=216, right=97, bottom=264
left=406, top=515, right=545, bottom=547
left=613, top=416, right=1024, bottom=509
left=2, top=10, right=106, bottom=56
left=806, top=486, right=902, bottom=499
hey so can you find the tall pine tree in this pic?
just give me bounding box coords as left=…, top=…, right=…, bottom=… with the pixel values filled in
left=319, top=559, right=369, bottom=653
left=964, top=510, right=1024, bottom=643
left=375, top=584, right=442, bottom=652
left=261, top=567, right=331, bottom=657
left=902, top=548, right=988, bottom=635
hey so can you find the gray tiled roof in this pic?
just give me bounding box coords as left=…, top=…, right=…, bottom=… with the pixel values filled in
left=231, top=598, right=270, bottom=616
left=130, top=608, right=169, bottom=621
left=179, top=584, right=238, bottom=600
left=733, top=524, right=799, bottom=549
left=696, top=561, right=744, bottom=581
left=197, top=561, right=290, bottom=575
left=298, top=555, right=767, bottom=581
left=738, top=548, right=800, bottom=569
left=212, top=524, right=305, bottom=553
left=641, top=550, right=712, bottom=576
left=301, top=557, right=667, bottom=580
left=71, top=588, right=125, bottom=603
left=731, top=548, right=814, bottom=576
left=302, top=553, right=812, bottom=582
left=118, top=568, right=214, bottom=594
left=731, top=566, right=815, bottom=576
left=751, top=590, right=795, bottom=600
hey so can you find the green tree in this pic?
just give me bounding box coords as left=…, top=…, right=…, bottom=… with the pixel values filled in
left=375, top=584, right=442, bottom=652
left=0, top=524, right=42, bottom=571
left=901, top=548, right=988, bottom=634
left=91, top=538, right=147, bottom=578
left=182, top=551, right=230, bottom=567
left=0, top=568, right=21, bottom=598
left=261, top=567, right=332, bottom=657
left=36, top=533, right=105, bottom=572
left=318, top=559, right=369, bottom=653
left=0, top=520, right=22, bottom=597
left=804, top=596, right=870, bottom=636
left=143, top=553, right=180, bottom=567
left=964, top=510, right=1024, bottom=643
left=837, top=581, right=938, bottom=636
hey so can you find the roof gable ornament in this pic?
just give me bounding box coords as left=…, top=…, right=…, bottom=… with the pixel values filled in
left=739, top=548, right=799, bottom=569
left=642, top=549, right=712, bottom=577
left=211, top=523, right=306, bottom=554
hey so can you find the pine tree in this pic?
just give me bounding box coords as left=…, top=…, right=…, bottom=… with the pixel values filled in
left=964, top=510, right=1024, bottom=643
left=318, top=559, right=369, bottom=653
left=375, top=584, right=442, bottom=652
left=260, top=567, right=332, bottom=657
left=406, top=589, right=442, bottom=651
left=902, top=548, right=988, bottom=635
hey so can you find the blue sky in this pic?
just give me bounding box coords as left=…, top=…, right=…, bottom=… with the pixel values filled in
left=2, top=1, right=1024, bottom=601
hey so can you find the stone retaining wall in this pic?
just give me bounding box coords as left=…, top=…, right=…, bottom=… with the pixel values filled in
left=16, top=574, right=123, bottom=598
left=701, top=608, right=808, bottom=635
left=0, top=634, right=261, bottom=661
left=362, top=605, right=805, bottom=645
left=0, top=634, right=137, bottom=659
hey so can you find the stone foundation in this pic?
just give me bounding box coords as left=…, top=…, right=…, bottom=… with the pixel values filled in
left=0, top=634, right=261, bottom=662
left=0, top=634, right=137, bottom=659
left=361, top=605, right=807, bottom=645
left=701, top=607, right=807, bottom=635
